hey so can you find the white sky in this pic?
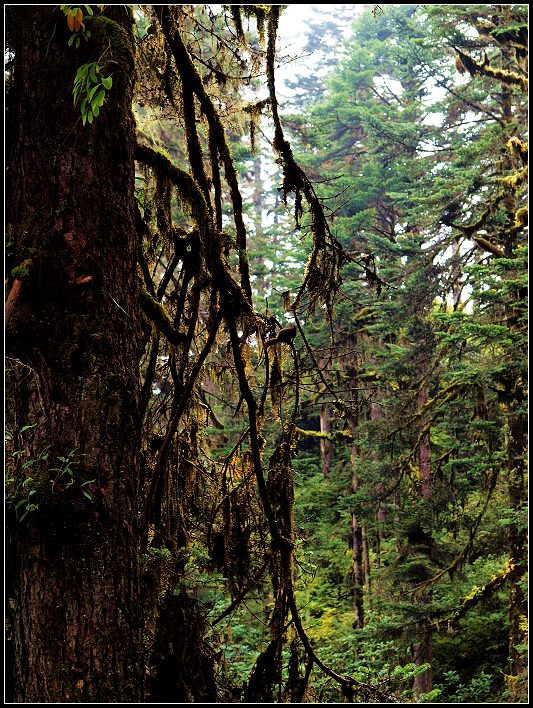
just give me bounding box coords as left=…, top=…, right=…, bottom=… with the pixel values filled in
left=278, top=4, right=364, bottom=43
left=275, top=5, right=365, bottom=99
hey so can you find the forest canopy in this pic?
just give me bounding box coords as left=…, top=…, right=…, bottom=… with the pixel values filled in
left=5, top=4, right=528, bottom=703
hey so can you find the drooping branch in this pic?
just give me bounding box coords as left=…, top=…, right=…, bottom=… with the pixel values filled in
left=265, top=7, right=388, bottom=315
left=179, top=61, right=212, bottom=211
left=142, top=307, right=224, bottom=546
left=154, top=6, right=253, bottom=304
left=225, top=307, right=293, bottom=551
left=286, top=592, right=394, bottom=702
left=136, top=143, right=254, bottom=319
left=266, top=7, right=342, bottom=313
left=208, top=129, right=223, bottom=233
left=212, top=558, right=270, bottom=626
left=136, top=143, right=212, bottom=266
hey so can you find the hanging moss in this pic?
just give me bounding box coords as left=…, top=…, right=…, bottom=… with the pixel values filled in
left=513, top=206, right=528, bottom=229
left=228, top=6, right=245, bottom=47
left=244, top=98, right=269, bottom=153
left=506, top=137, right=528, bottom=164
left=136, top=144, right=210, bottom=268
left=499, top=166, right=528, bottom=190
left=154, top=6, right=254, bottom=304
left=154, top=173, right=172, bottom=251
left=179, top=76, right=211, bottom=206
left=241, top=5, right=269, bottom=47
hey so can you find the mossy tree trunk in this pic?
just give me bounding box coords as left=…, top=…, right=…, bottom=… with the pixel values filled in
left=5, top=6, right=144, bottom=702
left=497, top=23, right=528, bottom=694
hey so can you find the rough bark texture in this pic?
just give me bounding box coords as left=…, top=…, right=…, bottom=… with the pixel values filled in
left=497, top=23, right=528, bottom=693
left=505, top=386, right=528, bottom=698
left=148, top=589, right=218, bottom=703
left=412, top=387, right=433, bottom=698
left=319, top=403, right=333, bottom=478
left=5, top=7, right=144, bottom=702
left=350, top=444, right=364, bottom=629
left=418, top=389, right=431, bottom=501
left=412, top=631, right=433, bottom=698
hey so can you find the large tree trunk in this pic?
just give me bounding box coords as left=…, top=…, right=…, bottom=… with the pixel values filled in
left=5, top=7, right=144, bottom=702
left=497, top=23, right=528, bottom=693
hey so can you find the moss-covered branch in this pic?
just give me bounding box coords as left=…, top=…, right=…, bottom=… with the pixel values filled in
left=135, top=143, right=211, bottom=263
left=411, top=562, right=514, bottom=634
left=136, top=143, right=253, bottom=319
left=294, top=427, right=352, bottom=441
left=455, top=48, right=528, bottom=91
left=154, top=6, right=253, bottom=304
left=139, top=290, right=186, bottom=347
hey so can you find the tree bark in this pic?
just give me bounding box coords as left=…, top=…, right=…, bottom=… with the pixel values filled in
left=412, top=387, right=433, bottom=698
left=496, top=20, right=528, bottom=692
left=412, top=631, right=433, bottom=698
left=506, top=400, right=527, bottom=696
left=252, top=153, right=267, bottom=299
left=319, top=403, right=333, bottom=478
left=418, top=389, right=431, bottom=501
left=362, top=527, right=372, bottom=600
left=6, top=7, right=144, bottom=702
left=350, top=440, right=365, bottom=629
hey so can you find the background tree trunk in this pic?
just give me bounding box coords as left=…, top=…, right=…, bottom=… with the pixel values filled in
left=412, top=387, right=433, bottom=698
left=351, top=450, right=365, bottom=630
left=319, top=403, right=333, bottom=478
left=6, top=7, right=144, bottom=702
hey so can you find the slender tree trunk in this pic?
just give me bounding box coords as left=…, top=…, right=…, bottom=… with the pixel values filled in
left=451, top=238, right=463, bottom=311
left=418, top=389, right=431, bottom=501
left=252, top=153, right=266, bottom=299
left=351, top=447, right=365, bottom=629
left=370, top=400, right=386, bottom=570
left=349, top=393, right=365, bottom=626
left=346, top=338, right=366, bottom=628
left=412, top=387, right=432, bottom=698
left=362, top=527, right=372, bottom=600
left=320, top=403, right=333, bottom=478
left=5, top=7, right=144, bottom=702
